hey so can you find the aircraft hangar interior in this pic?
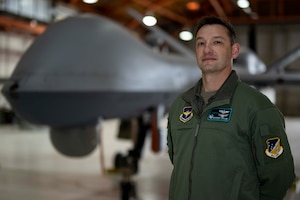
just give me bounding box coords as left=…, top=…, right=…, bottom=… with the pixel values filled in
left=0, top=0, right=300, bottom=199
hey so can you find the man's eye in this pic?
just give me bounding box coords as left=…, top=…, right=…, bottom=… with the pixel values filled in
left=197, top=42, right=205, bottom=46
left=214, top=41, right=222, bottom=45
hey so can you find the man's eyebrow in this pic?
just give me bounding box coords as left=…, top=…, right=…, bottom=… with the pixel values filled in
left=196, top=36, right=226, bottom=41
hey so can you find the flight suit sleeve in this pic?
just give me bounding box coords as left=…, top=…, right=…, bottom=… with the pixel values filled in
left=251, top=106, right=296, bottom=200
left=167, top=114, right=174, bottom=164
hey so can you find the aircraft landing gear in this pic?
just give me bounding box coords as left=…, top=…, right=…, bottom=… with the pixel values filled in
left=120, top=181, right=136, bottom=200
left=114, top=115, right=150, bottom=200
left=114, top=107, right=163, bottom=200
left=115, top=153, right=138, bottom=200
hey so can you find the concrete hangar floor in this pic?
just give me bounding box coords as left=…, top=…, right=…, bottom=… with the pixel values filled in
left=0, top=118, right=299, bottom=200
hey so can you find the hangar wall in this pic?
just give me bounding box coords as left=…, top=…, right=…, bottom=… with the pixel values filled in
left=0, top=31, right=33, bottom=78
left=236, top=24, right=300, bottom=67
left=236, top=24, right=300, bottom=116
left=258, top=24, right=300, bottom=116
left=0, top=31, right=33, bottom=110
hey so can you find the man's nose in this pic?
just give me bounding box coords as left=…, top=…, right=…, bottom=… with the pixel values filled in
left=203, top=43, right=213, bottom=53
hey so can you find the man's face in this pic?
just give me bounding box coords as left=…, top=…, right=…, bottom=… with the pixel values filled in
left=195, top=24, right=239, bottom=74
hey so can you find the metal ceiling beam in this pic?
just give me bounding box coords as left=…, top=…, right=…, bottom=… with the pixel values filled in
left=0, top=16, right=46, bottom=35
left=229, top=15, right=300, bottom=24
left=219, top=0, right=235, bottom=14
left=208, top=0, right=228, bottom=19
left=132, top=0, right=192, bottom=25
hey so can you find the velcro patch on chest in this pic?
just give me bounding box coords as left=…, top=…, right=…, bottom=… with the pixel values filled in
left=207, top=108, right=232, bottom=122
left=179, top=106, right=193, bottom=123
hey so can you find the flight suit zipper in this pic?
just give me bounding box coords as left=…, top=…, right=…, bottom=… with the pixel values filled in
left=187, top=122, right=200, bottom=200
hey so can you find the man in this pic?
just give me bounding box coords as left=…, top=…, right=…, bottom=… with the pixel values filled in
left=167, top=16, right=295, bottom=200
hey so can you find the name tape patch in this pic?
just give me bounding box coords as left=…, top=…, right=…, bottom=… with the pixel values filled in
left=207, top=108, right=232, bottom=122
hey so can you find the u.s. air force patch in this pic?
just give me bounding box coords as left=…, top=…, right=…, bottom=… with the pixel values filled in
left=207, top=108, right=232, bottom=122
left=179, top=106, right=193, bottom=123
left=265, top=137, right=284, bottom=159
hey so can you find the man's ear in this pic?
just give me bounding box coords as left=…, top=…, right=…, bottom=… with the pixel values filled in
left=232, top=43, right=240, bottom=59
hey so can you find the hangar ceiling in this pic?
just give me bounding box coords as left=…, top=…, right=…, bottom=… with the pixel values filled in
left=55, top=0, right=300, bottom=36
left=1, top=0, right=300, bottom=38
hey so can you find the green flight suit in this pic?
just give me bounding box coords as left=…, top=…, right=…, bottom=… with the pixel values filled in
left=167, top=71, right=295, bottom=200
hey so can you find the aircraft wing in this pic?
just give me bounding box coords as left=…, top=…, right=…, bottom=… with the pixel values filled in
left=240, top=72, right=300, bottom=86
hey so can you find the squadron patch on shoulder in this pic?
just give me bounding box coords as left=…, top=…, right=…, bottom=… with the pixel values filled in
left=207, top=108, right=232, bottom=122
left=265, top=137, right=284, bottom=159
left=179, top=106, right=193, bottom=123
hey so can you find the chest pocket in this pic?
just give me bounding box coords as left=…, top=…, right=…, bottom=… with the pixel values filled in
left=172, top=119, right=196, bottom=150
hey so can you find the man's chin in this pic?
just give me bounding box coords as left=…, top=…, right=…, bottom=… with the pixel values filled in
left=200, top=65, right=215, bottom=73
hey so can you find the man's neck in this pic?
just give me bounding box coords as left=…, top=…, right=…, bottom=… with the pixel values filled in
left=201, top=69, right=232, bottom=92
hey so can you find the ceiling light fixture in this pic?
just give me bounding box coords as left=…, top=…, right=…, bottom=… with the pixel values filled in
left=142, top=13, right=157, bottom=27
left=83, top=0, right=98, bottom=4
left=237, top=0, right=250, bottom=9
left=186, top=1, right=200, bottom=11
left=179, top=30, right=193, bottom=41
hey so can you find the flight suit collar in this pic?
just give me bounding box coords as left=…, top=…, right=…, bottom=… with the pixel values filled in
left=182, top=70, right=240, bottom=115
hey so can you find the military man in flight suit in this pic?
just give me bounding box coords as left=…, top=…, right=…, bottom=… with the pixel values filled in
left=167, top=16, right=295, bottom=200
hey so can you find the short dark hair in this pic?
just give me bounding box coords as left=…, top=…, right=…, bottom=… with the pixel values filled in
left=194, top=16, right=236, bottom=45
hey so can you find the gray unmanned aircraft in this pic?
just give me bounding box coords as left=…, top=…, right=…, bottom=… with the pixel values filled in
left=1, top=12, right=299, bottom=199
